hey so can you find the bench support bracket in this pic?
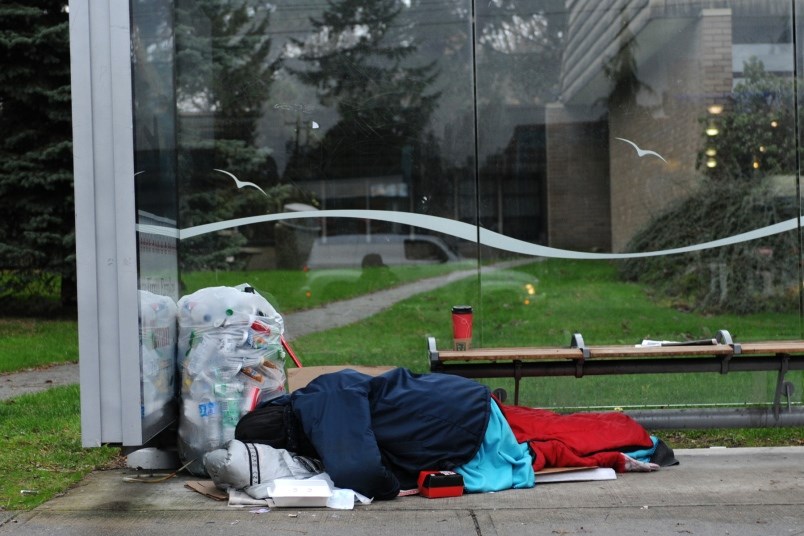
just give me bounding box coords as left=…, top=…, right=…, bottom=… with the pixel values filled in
left=570, top=332, right=589, bottom=378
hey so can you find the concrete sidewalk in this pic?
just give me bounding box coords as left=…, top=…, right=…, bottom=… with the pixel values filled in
left=2, top=447, right=803, bottom=536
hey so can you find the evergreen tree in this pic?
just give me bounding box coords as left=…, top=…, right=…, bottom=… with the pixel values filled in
left=476, top=0, right=565, bottom=107
left=285, top=0, right=441, bottom=182
left=175, top=0, right=289, bottom=271
left=0, top=2, right=75, bottom=311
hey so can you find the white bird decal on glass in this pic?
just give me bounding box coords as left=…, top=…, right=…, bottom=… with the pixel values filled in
left=614, top=137, right=668, bottom=164
left=214, top=168, right=268, bottom=196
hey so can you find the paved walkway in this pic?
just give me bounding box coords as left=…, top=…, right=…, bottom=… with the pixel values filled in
left=282, top=258, right=532, bottom=340
left=0, top=362, right=79, bottom=401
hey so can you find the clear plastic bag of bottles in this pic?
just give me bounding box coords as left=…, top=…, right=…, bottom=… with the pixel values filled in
left=177, top=284, right=286, bottom=476
left=139, top=290, right=178, bottom=424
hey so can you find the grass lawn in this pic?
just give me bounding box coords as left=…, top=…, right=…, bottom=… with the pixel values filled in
left=0, top=319, right=79, bottom=374
left=0, top=385, right=121, bottom=511
left=287, top=260, right=803, bottom=406
left=180, top=261, right=475, bottom=312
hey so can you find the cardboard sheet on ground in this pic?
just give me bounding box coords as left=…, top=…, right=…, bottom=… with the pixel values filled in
left=185, top=480, right=227, bottom=501
left=287, top=365, right=396, bottom=391
left=535, top=467, right=616, bottom=483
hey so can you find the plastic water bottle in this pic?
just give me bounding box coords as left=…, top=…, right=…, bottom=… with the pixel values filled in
left=209, top=354, right=243, bottom=382
left=219, top=396, right=243, bottom=443
left=188, top=300, right=212, bottom=325
left=187, top=335, right=216, bottom=378
left=188, top=374, right=214, bottom=400
left=213, top=381, right=244, bottom=398
left=198, top=396, right=221, bottom=451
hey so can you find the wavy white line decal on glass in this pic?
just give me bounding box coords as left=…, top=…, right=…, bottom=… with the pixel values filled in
left=135, top=209, right=801, bottom=260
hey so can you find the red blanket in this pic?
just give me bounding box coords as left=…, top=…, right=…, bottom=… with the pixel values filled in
left=499, top=405, right=654, bottom=473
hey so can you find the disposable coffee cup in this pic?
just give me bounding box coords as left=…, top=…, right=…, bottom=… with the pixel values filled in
left=451, top=306, right=473, bottom=350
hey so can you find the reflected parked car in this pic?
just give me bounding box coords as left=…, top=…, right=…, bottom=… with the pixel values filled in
left=301, top=234, right=462, bottom=301
left=304, top=233, right=461, bottom=269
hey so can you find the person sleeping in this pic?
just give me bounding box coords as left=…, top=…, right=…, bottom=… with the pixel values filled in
left=234, top=368, right=675, bottom=500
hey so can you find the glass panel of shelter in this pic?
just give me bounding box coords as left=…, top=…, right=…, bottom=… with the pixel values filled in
left=149, top=0, right=803, bottom=411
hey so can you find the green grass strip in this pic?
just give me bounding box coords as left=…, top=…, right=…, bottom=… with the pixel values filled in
left=0, top=385, right=120, bottom=511
left=0, top=319, right=78, bottom=374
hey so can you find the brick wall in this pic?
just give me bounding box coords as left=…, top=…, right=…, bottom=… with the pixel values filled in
left=607, top=8, right=733, bottom=251
left=545, top=103, right=612, bottom=251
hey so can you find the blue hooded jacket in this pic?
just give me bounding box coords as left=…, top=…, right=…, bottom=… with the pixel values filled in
left=289, top=368, right=491, bottom=500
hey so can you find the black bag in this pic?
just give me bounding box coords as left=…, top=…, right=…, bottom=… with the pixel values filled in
left=235, top=400, right=319, bottom=458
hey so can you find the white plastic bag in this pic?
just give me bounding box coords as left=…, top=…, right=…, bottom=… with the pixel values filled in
left=203, top=439, right=322, bottom=497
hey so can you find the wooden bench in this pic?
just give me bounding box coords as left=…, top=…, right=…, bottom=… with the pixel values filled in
left=427, top=330, right=804, bottom=416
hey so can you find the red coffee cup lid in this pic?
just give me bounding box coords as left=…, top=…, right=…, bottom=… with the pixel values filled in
left=452, top=305, right=472, bottom=314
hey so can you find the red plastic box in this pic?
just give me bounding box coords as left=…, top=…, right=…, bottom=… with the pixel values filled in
left=417, top=470, right=464, bottom=498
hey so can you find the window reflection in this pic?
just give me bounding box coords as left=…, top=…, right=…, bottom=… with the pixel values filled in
left=169, top=1, right=803, bottom=314
left=152, top=1, right=804, bottom=408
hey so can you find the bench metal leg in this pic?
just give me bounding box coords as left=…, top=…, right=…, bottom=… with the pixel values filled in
left=772, top=354, right=791, bottom=421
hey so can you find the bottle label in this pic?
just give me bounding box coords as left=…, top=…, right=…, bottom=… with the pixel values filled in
left=199, top=401, right=217, bottom=418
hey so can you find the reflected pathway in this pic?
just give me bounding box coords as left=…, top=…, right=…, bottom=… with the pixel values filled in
left=282, top=258, right=534, bottom=341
